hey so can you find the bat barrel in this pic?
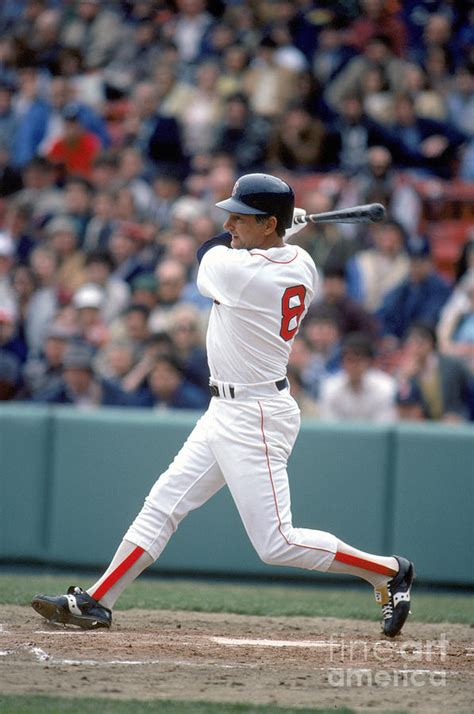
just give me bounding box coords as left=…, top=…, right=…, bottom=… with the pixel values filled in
left=295, top=203, right=386, bottom=225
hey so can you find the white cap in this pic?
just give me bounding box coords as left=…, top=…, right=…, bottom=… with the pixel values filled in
left=72, top=283, right=105, bottom=310
left=0, top=232, right=14, bottom=257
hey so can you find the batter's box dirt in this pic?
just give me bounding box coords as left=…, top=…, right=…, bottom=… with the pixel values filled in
left=0, top=605, right=473, bottom=712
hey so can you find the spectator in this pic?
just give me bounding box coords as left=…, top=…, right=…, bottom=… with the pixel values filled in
left=267, top=104, right=326, bottom=173
left=137, top=353, right=209, bottom=410
left=213, top=92, right=271, bottom=173
left=152, top=63, right=190, bottom=120
left=46, top=102, right=101, bottom=181
left=2, top=201, right=37, bottom=266
left=148, top=173, right=182, bottom=230
left=0, top=142, right=23, bottom=199
left=399, top=62, right=446, bottom=121
left=129, top=273, right=158, bottom=311
left=345, top=2, right=407, bottom=57
left=409, top=12, right=457, bottom=74
left=178, top=60, right=224, bottom=157
left=243, top=35, right=297, bottom=119
left=168, top=302, right=209, bottom=393
left=454, top=235, right=474, bottom=286
left=63, top=176, right=92, bottom=244
left=395, top=379, right=426, bottom=422
left=308, top=264, right=377, bottom=338
left=326, top=34, right=408, bottom=111
left=446, top=63, right=474, bottom=138
left=346, top=220, right=410, bottom=313
left=108, top=15, right=161, bottom=86
left=10, top=263, right=37, bottom=359
left=0, top=348, right=21, bottom=400
left=319, top=332, right=397, bottom=422
left=446, top=63, right=474, bottom=180
left=71, top=282, right=109, bottom=350
left=15, top=156, right=64, bottom=225
left=324, top=92, right=389, bottom=175
left=45, top=215, right=87, bottom=301
left=312, top=24, right=355, bottom=88
left=126, top=81, right=187, bottom=178
left=27, top=244, right=59, bottom=355
left=116, top=147, right=154, bottom=218
left=386, top=93, right=466, bottom=179
left=29, top=7, right=63, bottom=76
left=39, top=76, right=109, bottom=156
left=216, top=44, right=250, bottom=98
left=299, top=309, right=342, bottom=400
left=10, top=65, right=49, bottom=168
left=286, top=365, right=319, bottom=418
left=437, top=273, right=474, bottom=374
left=0, top=303, right=26, bottom=365
left=108, top=228, right=146, bottom=287
left=379, top=235, right=451, bottom=343
left=95, top=339, right=138, bottom=384
left=21, top=323, right=72, bottom=398
left=396, top=322, right=472, bottom=422
left=60, top=0, right=126, bottom=71
left=32, top=341, right=135, bottom=408
left=83, top=251, right=130, bottom=325
left=336, top=145, right=422, bottom=237
left=0, top=80, right=17, bottom=151
left=109, top=303, right=151, bottom=356
left=149, top=258, right=188, bottom=333
left=161, top=0, right=214, bottom=70
left=0, top=232, right=16, bottom=312
left=82, top=189, right=115, bottom=254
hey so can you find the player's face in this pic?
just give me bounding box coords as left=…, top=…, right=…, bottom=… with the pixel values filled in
left=223, top=212, right=271, bottom=250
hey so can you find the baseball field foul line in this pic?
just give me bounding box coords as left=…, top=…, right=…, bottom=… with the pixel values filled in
left=211, top=636, right=342, bottom=648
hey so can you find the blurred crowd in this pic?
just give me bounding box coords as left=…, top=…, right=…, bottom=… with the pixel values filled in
left=0, top=0, right=473, bottom=422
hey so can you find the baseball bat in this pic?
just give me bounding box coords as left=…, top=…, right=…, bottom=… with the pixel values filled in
left=294, top=203, right=386, bottom=225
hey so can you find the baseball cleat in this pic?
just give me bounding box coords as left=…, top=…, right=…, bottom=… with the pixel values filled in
left=375, top=556, right=415, bottom=638
left=31, top=586, right=112, bottom=630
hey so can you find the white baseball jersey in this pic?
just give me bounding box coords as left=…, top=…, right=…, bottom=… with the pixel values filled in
left=197, top=243, right=319, bottom=384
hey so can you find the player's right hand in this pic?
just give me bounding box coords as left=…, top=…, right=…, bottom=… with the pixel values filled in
left=284, top=208, right=306, bottom=242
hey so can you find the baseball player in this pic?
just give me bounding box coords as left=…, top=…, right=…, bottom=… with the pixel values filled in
left=32, top=174, right=414, bottom=637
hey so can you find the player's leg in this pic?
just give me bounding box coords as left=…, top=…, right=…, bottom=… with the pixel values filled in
left=211, top=397, right=413, bottom=636
left=87, top=418, right=226, bottom=611
left=31, top=409, right=225, bottom=628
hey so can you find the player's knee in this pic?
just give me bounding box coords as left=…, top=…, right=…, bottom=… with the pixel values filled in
left=256, top=544, right=286, bottom=567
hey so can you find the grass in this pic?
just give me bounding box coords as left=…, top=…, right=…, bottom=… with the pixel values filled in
left=0, top=697, right=359, bottom=714
left=0, top=573, right=472, bottom=624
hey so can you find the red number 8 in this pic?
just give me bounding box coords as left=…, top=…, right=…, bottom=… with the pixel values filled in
left=280, top=285, right=306, bottom=341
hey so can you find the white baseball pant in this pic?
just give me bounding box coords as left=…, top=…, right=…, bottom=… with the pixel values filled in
left=125, top=385, right=338, bottom=570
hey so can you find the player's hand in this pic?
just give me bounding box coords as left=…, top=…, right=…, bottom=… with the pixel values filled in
left=284, top=207, right=306, bottom=242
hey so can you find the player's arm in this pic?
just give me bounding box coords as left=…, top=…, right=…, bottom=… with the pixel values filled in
left=197, top=234, right=253, bottom=306
left=196, top=231, right=232, bottom=264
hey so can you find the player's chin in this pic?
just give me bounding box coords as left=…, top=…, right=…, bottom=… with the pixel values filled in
left=230, top=237, right=241, bottom=249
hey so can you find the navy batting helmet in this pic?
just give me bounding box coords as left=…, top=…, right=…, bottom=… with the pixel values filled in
left=215, top=173, right=295, bottom=232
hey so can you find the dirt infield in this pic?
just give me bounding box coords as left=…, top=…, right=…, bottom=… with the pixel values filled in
left=0, top=605, right=473, bottom=712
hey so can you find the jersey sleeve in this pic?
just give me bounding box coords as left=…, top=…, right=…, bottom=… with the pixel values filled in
left=197, top=244, right=255, bottom=306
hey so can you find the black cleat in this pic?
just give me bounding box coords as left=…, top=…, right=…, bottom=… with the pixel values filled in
left=375, top=557, right=415, bottom=638
left=31, top=586, right=112, bottom=630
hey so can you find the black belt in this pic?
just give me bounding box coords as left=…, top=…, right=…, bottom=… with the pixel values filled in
left=209, top=378, right=288, bottom=399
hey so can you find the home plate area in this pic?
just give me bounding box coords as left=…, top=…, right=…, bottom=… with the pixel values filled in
left=0, top=606, right=472, bottom=711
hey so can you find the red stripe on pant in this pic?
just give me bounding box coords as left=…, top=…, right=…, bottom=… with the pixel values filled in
left=92, top=546, right=145, bottom=601
left=334, top=551, right=397, bottom=577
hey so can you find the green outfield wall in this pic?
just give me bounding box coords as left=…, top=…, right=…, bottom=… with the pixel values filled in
left=1, top=405, right=473, bottom=584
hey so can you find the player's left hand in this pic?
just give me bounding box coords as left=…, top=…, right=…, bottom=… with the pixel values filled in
left=284, top=207, right=306, bottom=242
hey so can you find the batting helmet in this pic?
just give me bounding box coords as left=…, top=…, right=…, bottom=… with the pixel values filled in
left=215, top=173, right=295, bottom=231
